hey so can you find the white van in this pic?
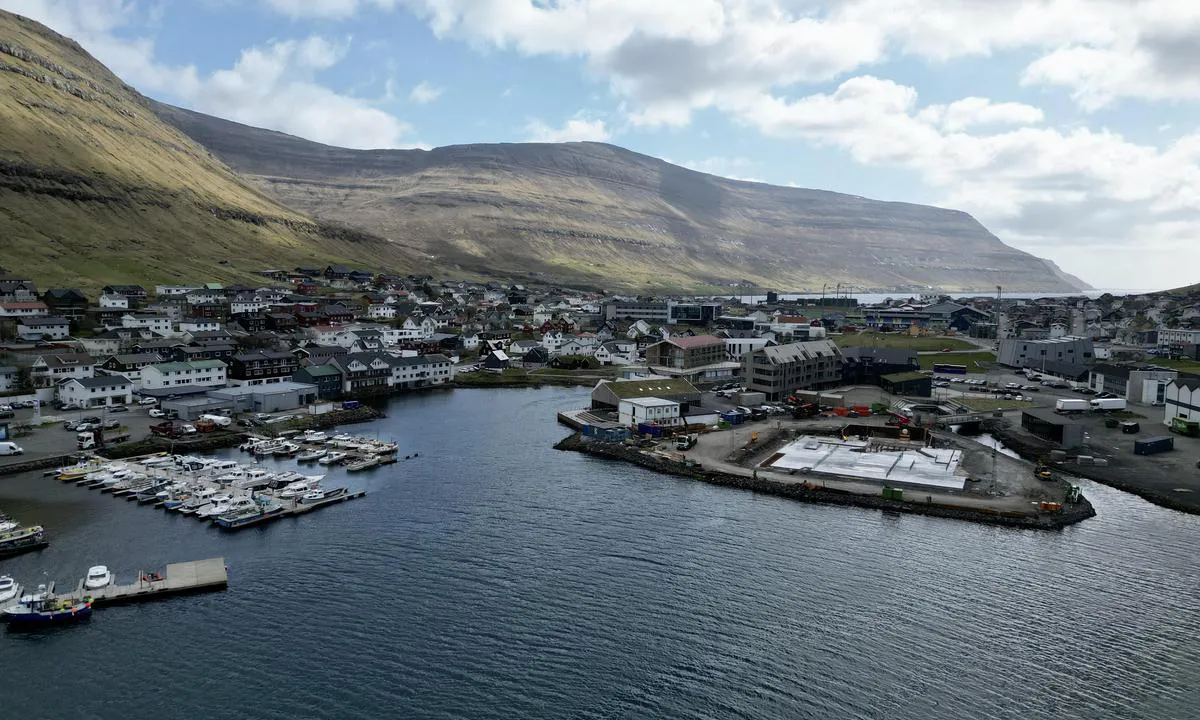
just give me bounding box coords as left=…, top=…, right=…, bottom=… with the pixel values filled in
left=0, top=441, right=24, bottom=456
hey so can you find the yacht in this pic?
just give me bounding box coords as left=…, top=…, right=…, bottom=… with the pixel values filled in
left=233, top=469, right=276, bottom=491
left=252, top=441, right=285, bottom=457
left=194, top=494, right=237, bottom=520
left=83, top=565, right=113, bottom=590
left=206, top=496, right=257, bottom=522
left=318, top=451, right=348, bottom=465
left=181, top=488, right=220, bottom=515
left=135, top=480, right=171, bottom=503
left=0, top=575, right=19, bottom=604
left=301, top=430, right=328, bottom=443
left=0, top=516, right=18, bottom=534
left=277, top=479, right=322, bottom=499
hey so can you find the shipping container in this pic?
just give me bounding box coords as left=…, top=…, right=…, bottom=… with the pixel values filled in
left=719, top=411, right=744, bottom=425
left=636, top=423, right=664, bottom=437
left=1055, top=398, right=1089, bottom=412
left=735, top=391, right=767, bottom=407
left=1134, top=436, right=1174, bottom=455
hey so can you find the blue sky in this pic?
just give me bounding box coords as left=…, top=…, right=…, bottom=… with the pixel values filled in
left=7, top=0, right=1200, bottom=291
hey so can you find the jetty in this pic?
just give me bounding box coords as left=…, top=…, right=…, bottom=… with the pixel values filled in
left=74, top=558, right=228, bottom=606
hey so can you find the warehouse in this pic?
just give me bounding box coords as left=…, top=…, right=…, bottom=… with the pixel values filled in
left=1020, top=408, right=1084, bottom=449
left=879, top=371, right=932, bottom=398
left=207, top=381, right=318, bottom=414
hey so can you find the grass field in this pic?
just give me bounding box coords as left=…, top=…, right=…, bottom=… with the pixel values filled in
left=834, top=332, right=975, bottom=352
left=954, top=397, right=1035, bottom=412
left=1152, top=358, right=1200, bottom=374
left=918, top=352, right=997, bottom=370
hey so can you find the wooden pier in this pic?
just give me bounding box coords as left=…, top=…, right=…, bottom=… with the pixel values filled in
left=73, top=557, right=228, bottom=606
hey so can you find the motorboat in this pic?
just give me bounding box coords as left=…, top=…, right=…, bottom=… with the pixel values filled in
left=364, top=441, right=398, bottom=455
left=301, top=430, right=328, bottom=443
left=3, top=589, right=92, bottom=626
left=296, top=448, right=327, bottom=463
left=233, top=469, right=276, bottom=491
left=0, top=575, right=19, bottom=604
left=111, top=477, right=156, bottom=498
left=272, top=442, right=300, bottom=458
left=83, top=565, right=113, bottom=590
left=298, top=486, right=348, bottom=505
left=206, top=496, right=257, bottom=522
left=277, top=479, right=322, bottom=499
left=194, top=494, right=237, bottom=520
left=0, top=516, right=18, bottom=534
left=345, top=455, right=381, bottom=472
left=0, top=525, right=48, bottom=558
left=137, top=455, right=174, bottom=468
left=181, top=488, right=220, bottom=515
left=135, top=481, right=171, bottom=503
left=252, top=441, right=285, bottom=457
left=215, top=499, right=285, bottom=530
left=57, top=462, right=107, bottom=482
left=317, top=451, right=348, bottom=465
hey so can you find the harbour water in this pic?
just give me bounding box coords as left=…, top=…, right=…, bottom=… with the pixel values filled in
left=2, top=387, right=1198, bottom=719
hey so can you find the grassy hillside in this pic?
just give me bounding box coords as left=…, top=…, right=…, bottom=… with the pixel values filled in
left=0, top=10, right=422, bottom=292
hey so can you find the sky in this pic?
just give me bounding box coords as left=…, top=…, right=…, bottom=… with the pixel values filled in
left=4, top=0, right=1199, bottom=292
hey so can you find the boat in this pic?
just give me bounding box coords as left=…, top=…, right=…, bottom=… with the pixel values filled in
left=272, top=442, right=301, bottom=458
left=301, top=430, right=328, bottom=443
left=215, top=500, right=285, bottom=530
left=345, top=455, right=381, bottom=472
left=57, top=462, right=107, bottom=482
left=135, top=481, right=171, bottom=504
left=366, top=441, right=399, bottom=455
left=277, top=479, right=322, bottom=499
left=181, top=488, right=219, bottom=515
left=298, top=486, right=348, bottom=505
left=252, top=441, right=285, bottom=457
left=0, top=525, right=49, bottom=558
left=0, top=576, right=19, bottom=604
left=83, top=565, right=113, bottom=590
left=194, top=494, right=237, bottom=520
left=3, top=589, right=92, bottom=626
left=0, top=516, right=18, bottom=534
left=296, top=448, right=327, bottom=463
left=317, top=451, right=348, bottom=465
left=233, top=469, right=276, bottom=491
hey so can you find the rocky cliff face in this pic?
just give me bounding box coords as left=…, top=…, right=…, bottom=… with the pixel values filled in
left=0, top=10, right=420, bottom=291
left=152, top=101, right=1090, bottom=293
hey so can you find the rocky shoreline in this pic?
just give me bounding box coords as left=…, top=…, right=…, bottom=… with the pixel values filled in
left=555, top=432, right=1096, bottom=530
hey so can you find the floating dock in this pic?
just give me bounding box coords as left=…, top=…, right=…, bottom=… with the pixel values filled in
left=73, top=557, right=228, bottom=606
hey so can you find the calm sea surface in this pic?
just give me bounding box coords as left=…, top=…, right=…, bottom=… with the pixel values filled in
left=1, top=387, right=1197, bottom=719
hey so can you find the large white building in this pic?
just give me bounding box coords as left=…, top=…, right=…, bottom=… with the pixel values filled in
left=142, top=360, right=227, bottom=390
left=121, top=313, right=173, bottom=335
left=30, top=353, right=94, bottom=388
left=1159, top=328, right=1200, bottom=348
left=17, top=317, right=70, bottom=341
left=1164, top=378, right=1200, bottom=425
left=58, top=376, right=133, bottom=408
left=618, top=396, right=681, bottom=427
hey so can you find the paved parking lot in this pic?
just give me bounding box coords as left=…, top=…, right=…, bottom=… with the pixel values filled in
left=0, top=404, right=165, bottom=469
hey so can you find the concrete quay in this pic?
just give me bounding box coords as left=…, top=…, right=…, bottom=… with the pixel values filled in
left=74, top=558, right=229, bottom=606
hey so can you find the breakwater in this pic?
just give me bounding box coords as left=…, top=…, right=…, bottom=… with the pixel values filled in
left=556, top=432, right=1095, bottom=530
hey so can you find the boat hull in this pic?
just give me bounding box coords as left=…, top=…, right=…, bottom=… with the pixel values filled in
left=215, top=506, right=285, bottom=530
left=3, top=603, right=92, bottom=626
left=0, top=528, right=49, bottom=558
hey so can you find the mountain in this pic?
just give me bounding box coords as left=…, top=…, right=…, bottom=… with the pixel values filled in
left=0, top=10, right=423, bottom=292
left=152, top=102, right=1089, bottom=293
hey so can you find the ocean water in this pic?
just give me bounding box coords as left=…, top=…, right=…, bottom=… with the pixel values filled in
left=1, top=387, right=1197, bottom=719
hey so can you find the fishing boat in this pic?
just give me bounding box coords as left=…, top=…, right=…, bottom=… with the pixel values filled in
left=83, top=565, right=113, bottom=590
left=3, top=588, right=92, bottom=626
left=0, top=576, right=19, bottom=604
left=194, top=494, right=237, bottom=520
left=366, top=441, right=399, bottom=455
left=0, top=516, right=17, bottom=534
left=57, top=462, right=107, bottom=482
left=272, top=442, right=301, bottom=458
left=252, top=441, right=285, bottom=457
left=0, top=525, right=49, bottom=558
left=180, top=488, right=219, bottom=515
left=298, top=486, right=348, bottom=505
left=317, top=451, right=348, bottom=465
left=344, top=455, right=381, bottom=472
left=215, top=500, right=285, bottom=530
left=296, top=448, right=327, bottom=463
left=301, top=430, right=328, bottom=443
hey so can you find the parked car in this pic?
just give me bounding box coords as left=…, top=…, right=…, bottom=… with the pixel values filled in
left=139, top=397, right=158, bottom=406
left=103, top=419, right=120, bottom=429
left=181, top=424, right=198, bottom=435
left=109, top=405, right=129, bottom=413
left=60, top=402, right=80, bottom=411
left=63, top=420, right=79, bottom=431
left=148, top=408, right=166, bottom=418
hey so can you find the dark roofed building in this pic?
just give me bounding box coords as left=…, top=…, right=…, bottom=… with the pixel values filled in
left=590, top=378, right=702, bottom=411
left=841, top=346, right=920, bottom=384
left=41, top=288, right=89, bottom=318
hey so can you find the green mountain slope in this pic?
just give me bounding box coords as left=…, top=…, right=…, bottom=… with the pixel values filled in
left=0, top=10, right=421, bottom=292
left=153, top=103, right=1091, bottom=293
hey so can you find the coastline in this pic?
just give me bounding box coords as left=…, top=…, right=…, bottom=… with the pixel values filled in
left=555, top=432, right=1096, bottom=530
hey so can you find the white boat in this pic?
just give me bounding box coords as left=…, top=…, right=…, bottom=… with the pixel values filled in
left=233, top=469, right=276, bottom=490
left=138, top=455, right=174, bottom=467
left=272, top=442, right=301, bottom=457
left=301, top=431, right=328, bottom=443
left=317, top=451, right=348, bottom=465
left=83, top=565, right=113, bottom=590
left=298, top=486, right=348, bottom=505
left=345, top=455, right=381, bottom=472
left=207, top=496, right=257, bottom=522
left=194, top=494, right=236, bottom=519
left=296, top=448, right=327, bottom=463
left=277, top=479, right=322, bottom=499
left=0, top=575, right=19, bottom=604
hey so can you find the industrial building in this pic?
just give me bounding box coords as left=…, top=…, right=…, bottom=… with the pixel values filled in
left=998, top=336, right=1095, bottom=379
left=841, top=347, right=919, bottom=385
left=590, top=378, right=701, bottom=411
left=617, top=397, right=681, bottom=427
left=1164, top=377, right=1200, bottom=425
left=602, top=300, right=723, bottom=325
left=742, top=340, right=843, bottom=402
left=1020, top=408, right=1084, bottom=449
left=207, top=381, right=318, bottom=414
left=880, top=371, right=932, bottom=398
left=1087, top=364, right=1177, bottom=404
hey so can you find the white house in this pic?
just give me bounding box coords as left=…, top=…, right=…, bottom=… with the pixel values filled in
left=460, top=332, right=481, bottom=351
left=155, top=285, right=202, bottom=297
left=231, top=298, right=270, bottom=315
left=618, top=397, right=681, bottom=427
left=99, top=293, right=129, bottom=309
left=1164, top=378, right=1200, bottom=425
left=185, top=290, right=224, bottom=305
left=141, top=360, right=227, bottom=390
left=58, top=376, right=133, bottom=408
left=541, top=330, right=565, bottom=354
left=387, top=353, right=455, bottom=388
left=121, top=314, right=173, bottom=335
left=17, top=317, right=71, bottom=341
left=367, top=304, right=397, bottom=320
left=30, top=353, right=94, bottom=388
left=0, top=365, right=17, bottom=392
left=594, top=341, right=637, bottom=365
left=0, top=301, right=50, bottom=318
left=558, top=339, right=598, bottom=357
left=178, top=318, right=222, bottom=334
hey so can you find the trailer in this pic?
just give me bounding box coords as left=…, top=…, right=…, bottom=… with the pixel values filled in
left=1134, top=436, right=1174, bottom=456
left=1055, top=398, right=1090, bottom=412
left=1091, top=398, right=1127, bottom=411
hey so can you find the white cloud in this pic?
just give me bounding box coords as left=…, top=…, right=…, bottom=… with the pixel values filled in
left=262, top=0, right=401, bottom=20
left=682, top=156, right=763, bottom=183
left=408, top=81, right=442, bottom=104
left=524, top=114, right=610, bottom=143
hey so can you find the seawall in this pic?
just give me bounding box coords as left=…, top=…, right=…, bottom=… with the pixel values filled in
left=555, top=433, right=1095, bottom=530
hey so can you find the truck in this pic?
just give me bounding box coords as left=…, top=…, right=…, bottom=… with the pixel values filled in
left=149, top=421, right=183, bottom=439
left=199, top=414, right=232, bottom=428
left=674, top=434, right=698, bottom=451
left=77, top=430, right=130, bottom=450
left=1090, top=398, right=1127, bottom=411
left=1055, top=398, right=1090, bottom=412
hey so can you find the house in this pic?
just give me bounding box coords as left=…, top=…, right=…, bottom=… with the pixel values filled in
left=522, top=346, right=551, bottom=366
left=618, top=397, right=682, bottom=427
left=17, top=317, right=71, bottom=341
left=482, top=350, right=510, bottom=371
left=367, top=304, right=397, bottom=320
left=30, top=353, right=94, bottom=388
left=0, top=301, right=50, bottom=318
left=231, top=312, right=268, bottom=333
left=594, top=341, right=637, bottom=365
left=644, top=335, right=739, bottom=382
left=121, top=314, right=173, bottom=336
left=169, top=344, right=236, bottom=363
left=102, top=285, right=147, bottom=304
left=141, top=360, right=227, bottom=390
left=324, top=265, right=353, bottom=280
left=57, top=376, right=133, bottom=408
left=231, top=297, right=270, bottom=315
left=742, top=340, right=843, bottom=401
left=77, top=331, right=124, bottom=358
left=98, top=353, right=162, bottom=387
left=292, top=364, right=344, bottom=400
left=266, top=313, right=299, bottom=332
left=327, top=353, right=392, bottom=394
left=0, top=278, right=37, bottom=301
left=322, top=305, right=355, bottom=324
left=154, top=285, right=202, bottom=297
left=387, top=354, right=453, bottom=389
left=557, top=338, right=597, bottom=357
left=0, top=365, right=19, bottom=392
left=840, top=347, right=920, bottom=385
left=228, top=351, right=300, bottom=386
left=179, top=318, right=223, bottom=335
left=40, top=288, right=88, bottom=319
left=98, top=293, right=129, bottom=310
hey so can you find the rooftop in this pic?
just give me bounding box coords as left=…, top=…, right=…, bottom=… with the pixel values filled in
left=662, top=334, right=724, bottom=350
left=598, top=378, right=699, bottom=400
left=621, top=396, right=679, bottom=408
